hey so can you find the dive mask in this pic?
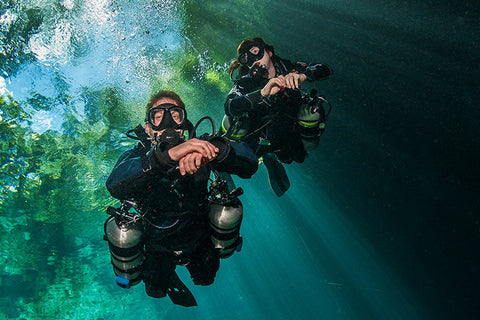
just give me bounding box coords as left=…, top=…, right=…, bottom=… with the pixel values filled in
left=238, top=45, right=265, bottom=67
left=146, top=103, right=186, bottom=131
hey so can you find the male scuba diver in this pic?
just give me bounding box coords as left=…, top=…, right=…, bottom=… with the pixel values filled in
left=104, top=90, right=258, bottom=306
left=222, top=37, right=333, bottom=196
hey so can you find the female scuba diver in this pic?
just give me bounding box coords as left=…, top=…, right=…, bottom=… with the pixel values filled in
left=222, top=37, right=333, bottom=196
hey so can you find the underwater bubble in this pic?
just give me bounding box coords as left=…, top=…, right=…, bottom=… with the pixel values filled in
left=0, top=9, right=18, bottom=26
left=29, top=109, right=63, bottom=133
left=61, top=0, right=75, bottom=10
left=0, top=76, right=9, bottom=96
left=26, top=172, right=41, bottom=181
left=28, top=34, right=51, bottom=62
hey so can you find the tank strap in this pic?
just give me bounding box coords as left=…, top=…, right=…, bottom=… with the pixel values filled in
left=244, top=119, right=273, bottom=142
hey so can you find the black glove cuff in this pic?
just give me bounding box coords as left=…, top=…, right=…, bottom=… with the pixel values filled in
left=208, top=136, right=231, bottom=163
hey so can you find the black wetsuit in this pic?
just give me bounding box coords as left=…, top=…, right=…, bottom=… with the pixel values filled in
left=224, top=56, right=332, bottom=163
left=106, top=134, right=257, bottom=298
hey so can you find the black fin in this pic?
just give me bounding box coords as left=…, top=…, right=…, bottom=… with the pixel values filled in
left=166, top=271, right=197, bottom=307
left=262, top=153, right=290, bottom=197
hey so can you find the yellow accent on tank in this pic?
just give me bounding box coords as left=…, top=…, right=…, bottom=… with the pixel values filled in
left=221, top=115, right=248, bottom=140
left=298, top=120, right=320, bottom=128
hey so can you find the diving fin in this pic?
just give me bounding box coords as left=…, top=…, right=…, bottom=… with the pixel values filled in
left=166, top=271, right=197, bottom=307
left=262, top=153, right=290, bottom=197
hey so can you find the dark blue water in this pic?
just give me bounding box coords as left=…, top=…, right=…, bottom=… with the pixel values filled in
left=1, top=0, right=478, bottom=319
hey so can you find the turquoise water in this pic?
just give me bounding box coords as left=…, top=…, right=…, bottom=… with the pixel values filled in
left=1, top=0, right=478, bottom=319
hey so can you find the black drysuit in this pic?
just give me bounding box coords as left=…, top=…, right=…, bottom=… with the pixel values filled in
left=106, top=134, right=258, bottom=298
left=224, top=56, right=332, bottom=163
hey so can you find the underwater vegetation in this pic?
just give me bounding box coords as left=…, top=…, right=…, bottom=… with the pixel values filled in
left=0, top=93, right=112, bottom=317
left=0, top=3, right=237, bottom=316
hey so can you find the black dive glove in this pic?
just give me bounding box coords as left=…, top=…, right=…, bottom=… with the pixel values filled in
left=302, top=64, right=333, bottom=81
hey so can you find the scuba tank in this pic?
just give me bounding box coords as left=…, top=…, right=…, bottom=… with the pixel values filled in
left=104, top=202, right=144, bottom=289
left=221, top=114, right=249, bottom=140
left=208, top=174, right=244, bottom=259
left=187, top=118, right=245, bottom=259
left=296, top=89, right=331, bottom=151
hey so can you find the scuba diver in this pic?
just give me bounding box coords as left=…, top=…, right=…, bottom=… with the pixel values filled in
left=222, top=37, right=333, bottom=197
left=104, top=90, right=258, bottom=306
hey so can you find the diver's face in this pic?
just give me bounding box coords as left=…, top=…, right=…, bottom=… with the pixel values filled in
left=239, top=45, right=272, bottom=69
left=248, top=47, right=273, bottom=74
left=145, top=97, right=184, bottom=137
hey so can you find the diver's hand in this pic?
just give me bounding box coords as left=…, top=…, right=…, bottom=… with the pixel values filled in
left=260, top=73, right=307, bottom=97
left=260, top=76, right=287, bottom=97
left=284, top=73, right=306, bottom=89
left=178, top=152, right=215, bottom=175
left=168, top=138, right=218, bottom=162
